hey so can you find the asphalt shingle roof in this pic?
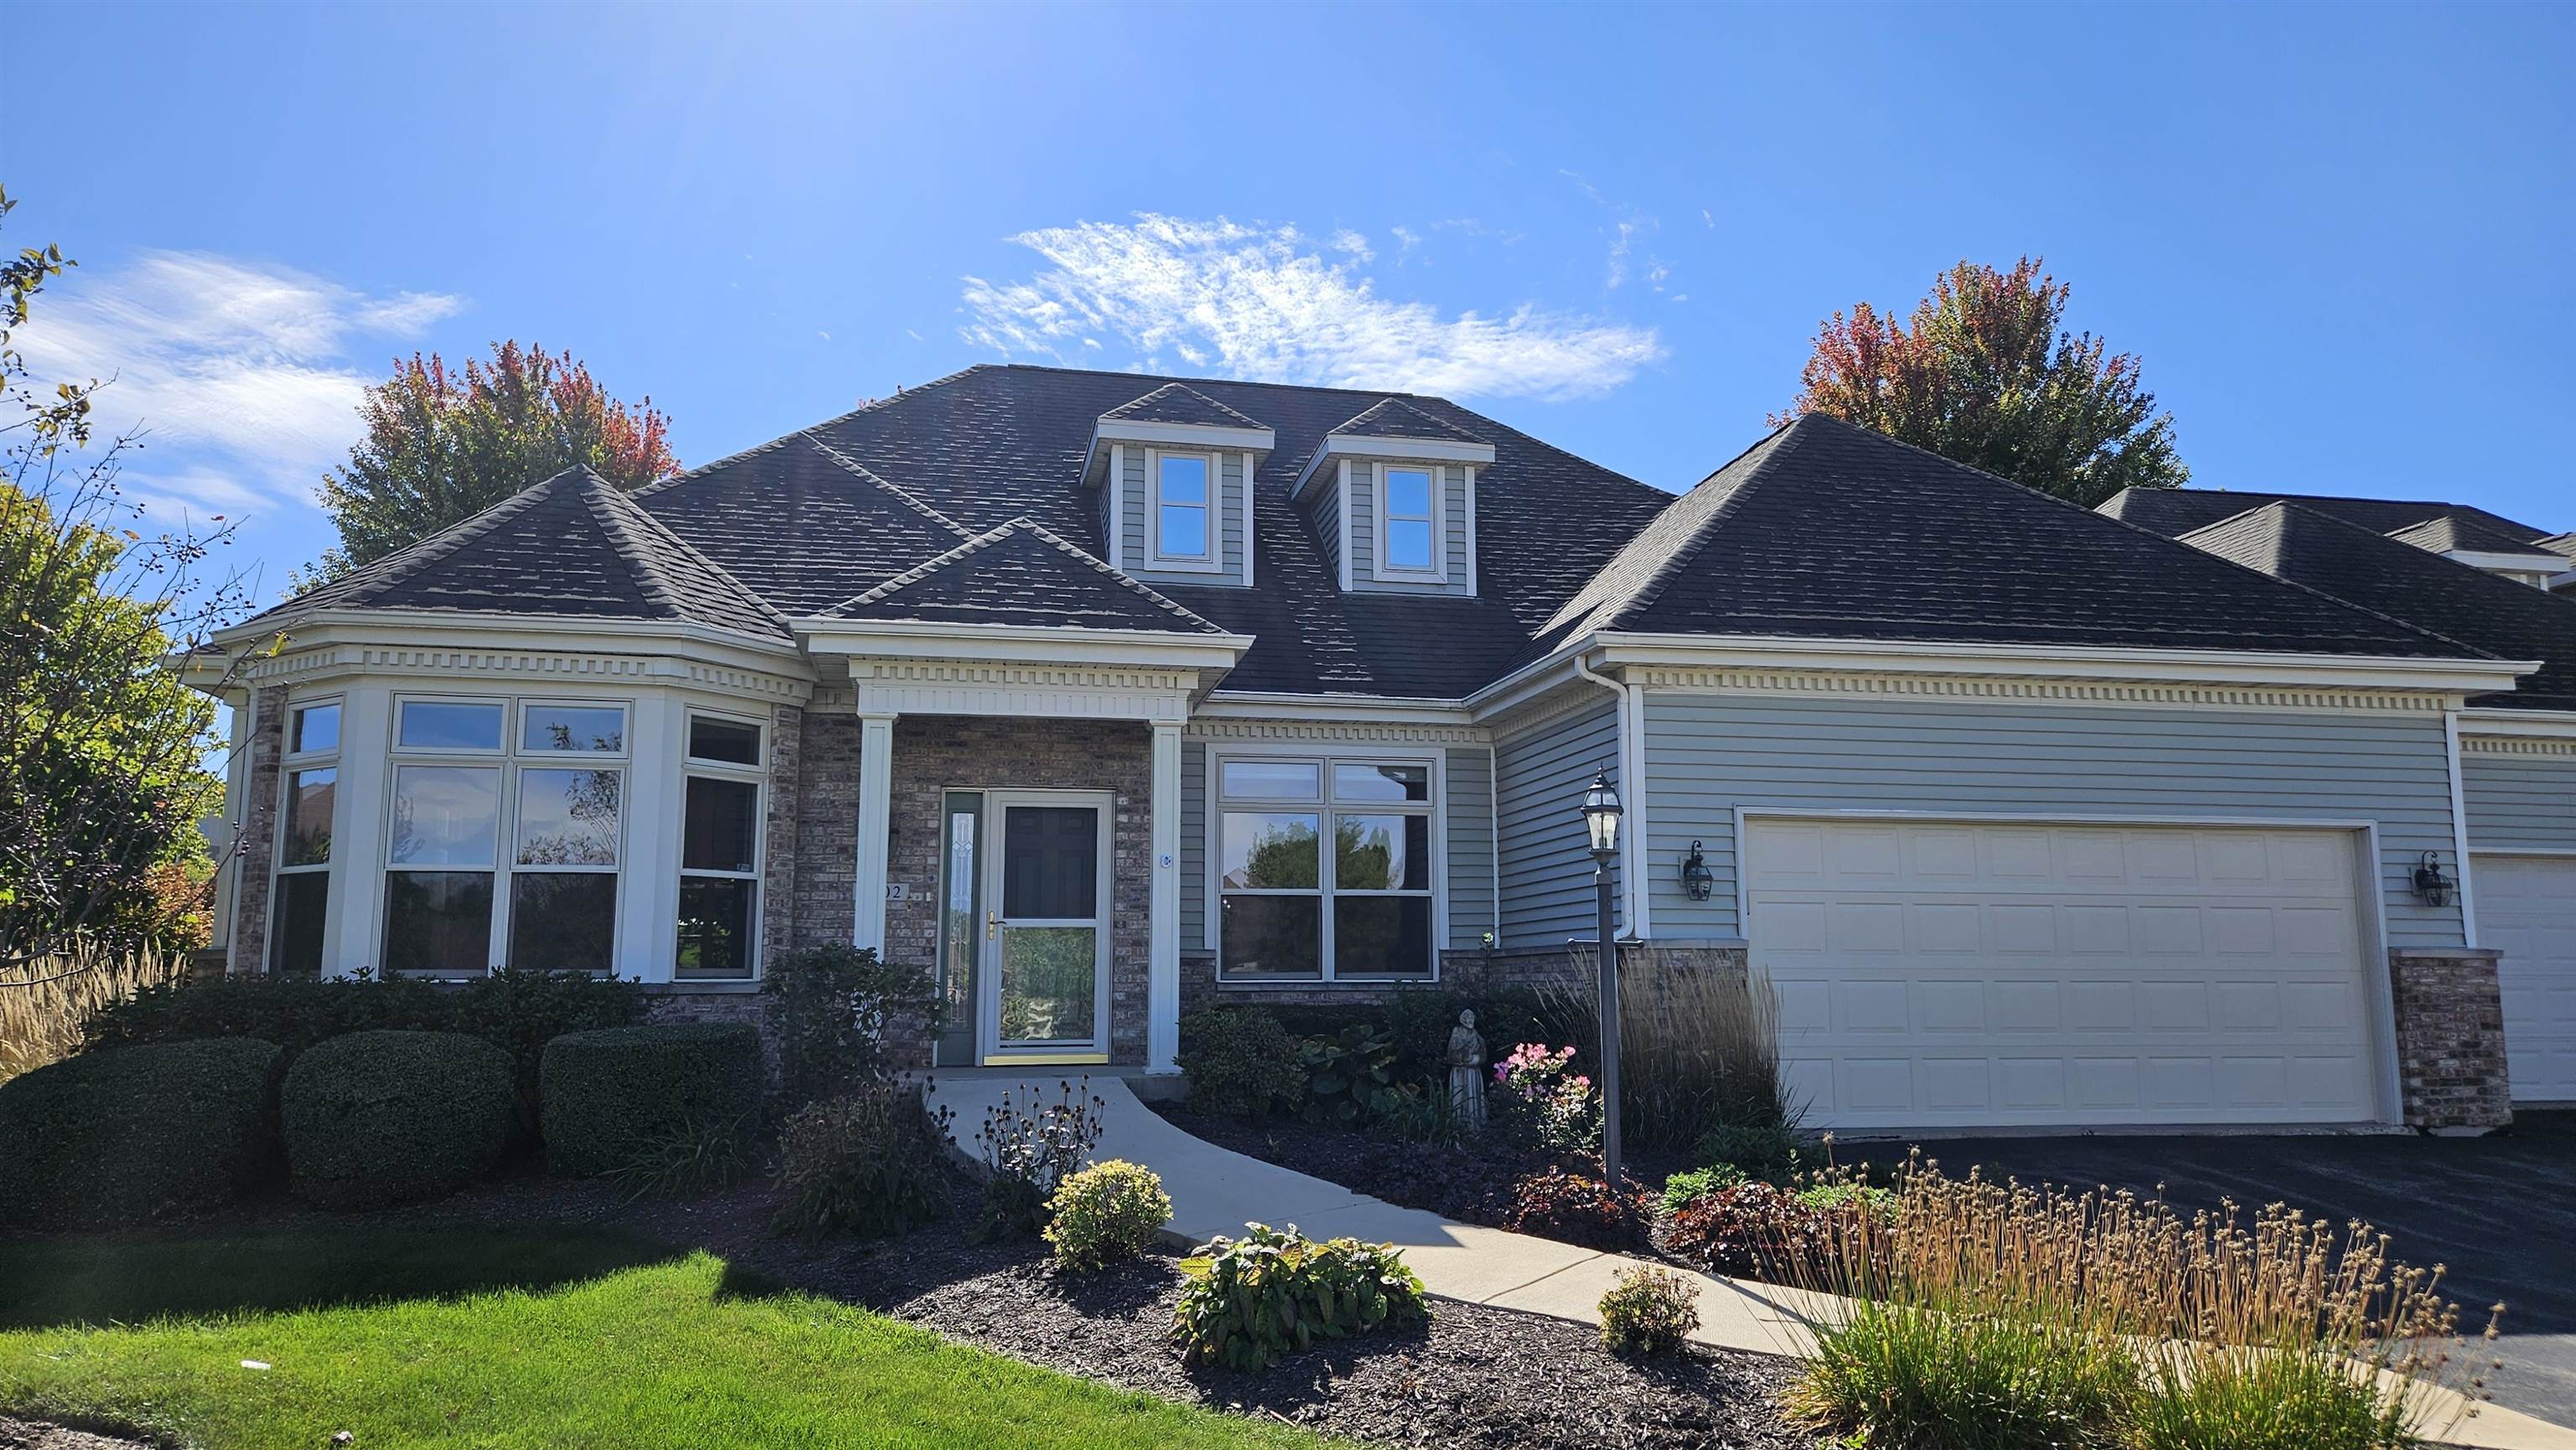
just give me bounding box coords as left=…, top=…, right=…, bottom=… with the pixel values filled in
left=1534, top=415, right=2485, bottom=661
left=1098, top=382, right=1268, bottom=430
left=2383, top=513, right=2563, bottom=558
left=1327, top=397, right=1489, bottom=444
left=2178, top=502, right=2569, bottom=709
left=814, top=518, right=1228, bottom=635
left=2100, top=486, right=2552, bottom=547
left=250, top=466, right=788, bottom=642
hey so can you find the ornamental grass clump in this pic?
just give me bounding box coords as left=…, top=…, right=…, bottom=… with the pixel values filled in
left=1782, top=1153, right=2503, bottom=1450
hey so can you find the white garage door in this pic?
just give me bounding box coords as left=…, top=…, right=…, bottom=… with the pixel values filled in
left=1748, top=818, right=2381, bottom=1130
left=2474, top=855, right=2576, bottom=1104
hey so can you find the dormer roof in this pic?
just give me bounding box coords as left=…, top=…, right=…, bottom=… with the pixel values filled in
left=1291, top=396, right=1498, bottom=500
left=808, top=517, right=1232, bottom=636
left=2383, top=513, right=2570, bottom=573
left=1083, top=382, right=1275, bottom=486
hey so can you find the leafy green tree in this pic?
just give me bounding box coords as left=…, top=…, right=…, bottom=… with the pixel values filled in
left=1775, top=257, right=2189, bottom=507
left=1, top=187, right=242, bottom=965
left=309, top=340, right=678, bottom=582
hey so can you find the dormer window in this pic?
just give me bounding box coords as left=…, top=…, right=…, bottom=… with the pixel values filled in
left=1379, top=465, right=1439, bottom=575
left=1151, top=450, right=1218, bottom=569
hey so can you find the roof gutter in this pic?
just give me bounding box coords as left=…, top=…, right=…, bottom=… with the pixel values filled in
left=1589, top=632, right=2538, bottom=696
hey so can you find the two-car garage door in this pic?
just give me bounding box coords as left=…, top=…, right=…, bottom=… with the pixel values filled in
left=1749, top=817, right=2381, bottom=1130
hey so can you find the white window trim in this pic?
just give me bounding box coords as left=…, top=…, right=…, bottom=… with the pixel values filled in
left=1146, top=448, right=1224, bottom=573
left=1207, top=744, right=1445, bottom=984
left=1370, top=460, right=1446, bottom=582
left=377, top=692, right=631, bottom=978
left=678, top=707, right=768, bottom=981
left=270, top=695, right=344, bottom=974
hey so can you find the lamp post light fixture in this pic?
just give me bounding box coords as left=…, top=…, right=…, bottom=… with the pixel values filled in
left=1579, top=769, right=1624, bottom=1188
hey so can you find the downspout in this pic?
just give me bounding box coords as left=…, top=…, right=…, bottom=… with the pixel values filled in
left=1571, top=653, right=1640, bottom=938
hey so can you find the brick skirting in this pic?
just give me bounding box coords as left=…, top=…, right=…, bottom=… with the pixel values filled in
left=2387, top=946, right=2512, bottom=1131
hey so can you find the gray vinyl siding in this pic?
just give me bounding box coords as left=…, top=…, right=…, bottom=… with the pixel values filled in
left=1344, top=460, right=1473, bottom=597
left=1120, top=447, right=1248, bottom=588
left=1494, top=699, right=1625, bottom=944
left=1444, top=745, right=1497, bottom=948
left=1639, top=694, right=2470, bottom=949
left=1181, top=739, right=1208, bottom=947
left=2462, top=750, right=2576, bottom=852
left=1313, top=478, right=1343, bottom=585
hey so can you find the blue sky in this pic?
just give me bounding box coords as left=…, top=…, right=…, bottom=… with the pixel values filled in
left=10, top=2, right=2571, bottom=599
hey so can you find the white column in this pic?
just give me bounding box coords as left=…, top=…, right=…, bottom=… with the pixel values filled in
left=328, top=686, right=393, bottom=977
left=1147, top=720, right=1183, bottom=1073
left=853, top=713, right=897, bottom=954
left=618, top=691, right=683, bottom=982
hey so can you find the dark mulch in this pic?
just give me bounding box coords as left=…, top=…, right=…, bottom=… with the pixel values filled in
left=0, top=1418, right=153, bottom=1450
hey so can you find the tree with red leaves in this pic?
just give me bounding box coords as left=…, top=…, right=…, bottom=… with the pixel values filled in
left=1775, top=258, right=2187, bottom=507
left=309, top=341, right=678, bottom=582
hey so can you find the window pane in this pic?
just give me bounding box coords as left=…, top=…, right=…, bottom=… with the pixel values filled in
left=677, top=876, right=755, bottom=980
left=1385, top=468, right=1433, bottom=518
left=1159, top=502, right=1208, bottom=558
left=1222, top=812, right=1320, bottom=889
left=1221, top=895, right=1322, bottom=979
left=1159, top=454, right=1209, bottom=504
left=382, top=871, right=493, bottom=976
left=1220, top=760, right=1319, bottom=800
left=1334, top=896, right=1434, bottom=979
left=688, top=716, right=761, bottom=765
left=1333, top=762, right=1428, bottom=803
left=270, top=872, right=330, bottom=977
left=940, top=803, right=979, bottom=1026
left=1386, top=518, right=1435, bottom=570
left=1335, top=813, right=1428, bottom=891
left=682, top=777, right=759, bottom=872
left=1001, top=806, right=1098, bottom=919
left=510, top=871, right=615, bottom=974
left=517, top=767, right=621, bottom=866
left=389, top=766, right=498, bottom=867
left=397, top=700, right=503, bottom=751
left=283, top=767, right=335, bottom=866
left=291, top=704, right=339, bottom=755
left=1000, top=926, right=1097, bottom=1043
left=521, top=704, right=625, bottom=754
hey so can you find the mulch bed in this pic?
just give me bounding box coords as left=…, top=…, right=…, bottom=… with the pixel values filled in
left=0, top=1417, right=153, bottom=1450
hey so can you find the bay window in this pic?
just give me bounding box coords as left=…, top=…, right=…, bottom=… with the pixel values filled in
left=270, top=699, right=340, bottom=976
left=1217, top=754, right=1436, bottom=982
left=677, top=712, right=764, bottom=980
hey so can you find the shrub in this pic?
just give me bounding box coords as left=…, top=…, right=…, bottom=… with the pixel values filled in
left=1659, top=1164, right=1746, bottom=1215
left=1493, top=1042, right=1598, bottom=1152
left=1796, top=1181, right=1898, bottom=1223
left=1692, top=1119, right=1805, bottom=1185
left=763, top=943, right=935, bottom=1110
left=282, top=1031, right=513, bottom=1208
left=971, top=1078, right=1104, bottom=1240
left=449, top=967, right=650, bottom=1133
left=1297, top=1022, right=1415, bottom=1125
left=1541, top=947, right=1795, bottom=1151
left=1663, top=1182, right=1827, bottom=1279
left=1176, top=1007, right=1306, bottom=1118
left=1599, top=1266, right=1701, bottom=1357
left=1044, top=1159, right=1173, bottom=1271
left=1173, top=1224, right=1430, bottom=1370
left=0, top=1037, right=283, bottom=1228
left=602, top=1112, right=761, bottom=1202
left=541, top=1021, right=763, bottom=1177
left=1498, top=1167, right=1653, bottom=1251
left=771, top=1080, right=952, bottom=1239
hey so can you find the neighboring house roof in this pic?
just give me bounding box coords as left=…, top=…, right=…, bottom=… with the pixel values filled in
left=2100, top=486, right=2552, bottom=547
left=2382, top=512, right=2563, bottom=559
left=2542, top=531, right=2576, bottom=562
left=2177, top=502, right=2576, bottom=710
left=247, top=465, right=789, bottom=642
left=1098, top=382, right=1268, bottom=430
left=1327, top=397, right=1489, bottom=444
left=1535, top=414, right=2489, bottom=661
left=812, top=518, right=1228, bottom=635
left=636, top=364, right=1674, bottom=696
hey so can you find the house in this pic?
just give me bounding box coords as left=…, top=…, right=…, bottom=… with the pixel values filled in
left=191, top=364, right=2567, bottom=1135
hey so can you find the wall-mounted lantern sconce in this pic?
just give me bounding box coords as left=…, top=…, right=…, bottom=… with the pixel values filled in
left=2412, top=850, right=2454, bottom=908
left=1680, top=839, right=1715, bottom=902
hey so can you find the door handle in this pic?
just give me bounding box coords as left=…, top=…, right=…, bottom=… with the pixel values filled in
left=987, top=910, right=1000, bottom=940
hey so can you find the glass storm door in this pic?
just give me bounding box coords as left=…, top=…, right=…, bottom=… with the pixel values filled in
left=979, top=793, right=1111, bottom=1062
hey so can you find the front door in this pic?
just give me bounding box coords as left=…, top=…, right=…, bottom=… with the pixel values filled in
left=978, top=791, right=1112, bottom=1063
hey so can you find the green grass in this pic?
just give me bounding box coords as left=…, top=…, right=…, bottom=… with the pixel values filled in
left=0, top=1225, right=1333, bottom=1450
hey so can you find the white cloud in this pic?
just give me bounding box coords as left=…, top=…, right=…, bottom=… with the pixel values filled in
left=12, top=251, right=465, bottom=518
left=1330, top=229, right=1375, bottom=262
left=958, top=214, right=1665, bottom=402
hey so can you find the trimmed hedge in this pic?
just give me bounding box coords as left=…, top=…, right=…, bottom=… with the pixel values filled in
left=283, top=1031, right=514, bottom=1208
left=541, top=1021, right=763, bottom=1177
left=0, top=1037, right=284, bottom=1229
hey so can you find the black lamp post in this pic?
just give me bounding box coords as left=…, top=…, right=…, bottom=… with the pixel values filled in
left=1580, top=769, right=1624, bottom=1188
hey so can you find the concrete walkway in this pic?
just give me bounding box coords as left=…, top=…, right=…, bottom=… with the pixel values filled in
left=924, top=1072, right=2576, bottom=1450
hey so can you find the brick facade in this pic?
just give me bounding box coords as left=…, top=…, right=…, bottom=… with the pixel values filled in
left=2387, top=946, right=2513, bottom=1131
left=760, top=703, right=804, bottom=961
left=788, top=710, right=861, bottom=950
left=225, top=684, right=289, bottom=976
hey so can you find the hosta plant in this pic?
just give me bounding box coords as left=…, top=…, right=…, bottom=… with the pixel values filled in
left=1173, top=1223, right=1430, bottom=1370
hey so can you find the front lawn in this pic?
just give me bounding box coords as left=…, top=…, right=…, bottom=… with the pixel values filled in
left=0, top=1225, right=1332, bottom=1450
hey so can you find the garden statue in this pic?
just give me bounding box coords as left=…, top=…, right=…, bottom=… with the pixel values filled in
left=1446, top=1009, right=1488, bottom=1131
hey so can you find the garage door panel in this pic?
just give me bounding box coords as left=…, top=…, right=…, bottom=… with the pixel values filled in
left=1753, top=819, right=2379, bottom=1129
left=2474, top=855, right=2576, bottom=1104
